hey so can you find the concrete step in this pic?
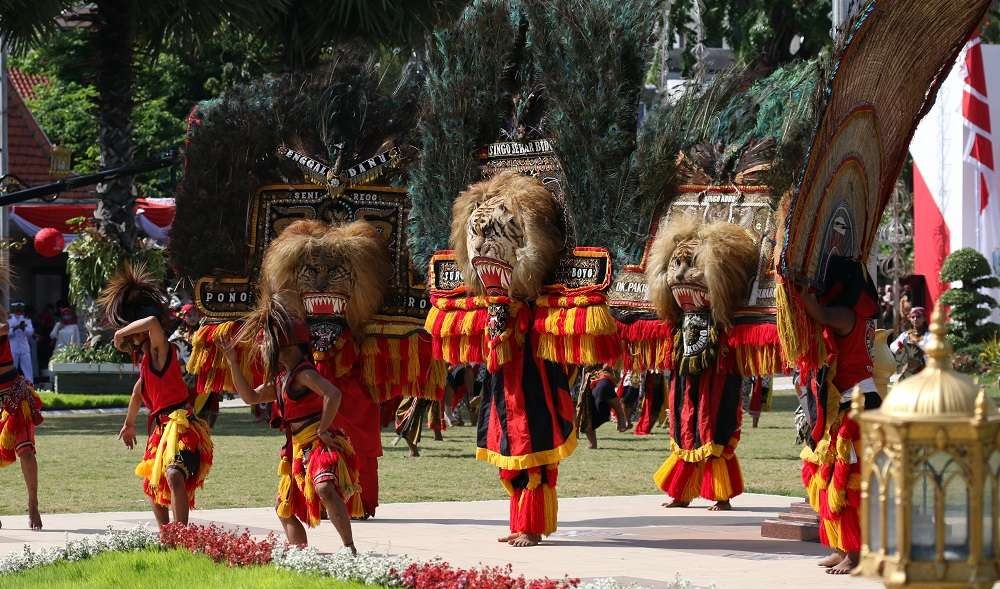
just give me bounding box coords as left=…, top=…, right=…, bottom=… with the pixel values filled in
left=788, top=501, right=817, bottom=516
left=761, top=518, right=820, bottom=542
left=777, top=512, right=820, bottom=525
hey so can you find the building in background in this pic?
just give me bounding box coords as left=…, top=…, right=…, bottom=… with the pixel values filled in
left=3, top=66, right=174, bottom=313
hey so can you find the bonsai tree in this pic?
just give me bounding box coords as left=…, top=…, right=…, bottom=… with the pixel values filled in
left=939, top=247, right=1000, bottom=354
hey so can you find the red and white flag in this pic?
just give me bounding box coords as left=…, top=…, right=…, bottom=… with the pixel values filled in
left=911, top=34, right=1000, bottom=313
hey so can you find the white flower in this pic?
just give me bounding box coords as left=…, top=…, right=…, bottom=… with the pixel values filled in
left=0, top=525, right=161, bottom=577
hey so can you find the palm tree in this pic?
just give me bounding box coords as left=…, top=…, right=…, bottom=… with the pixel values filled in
left=0, top=0, right=283, bottom=249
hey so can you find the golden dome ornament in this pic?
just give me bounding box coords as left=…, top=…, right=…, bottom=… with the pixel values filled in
left=856, top=302, right=1000, bottom=588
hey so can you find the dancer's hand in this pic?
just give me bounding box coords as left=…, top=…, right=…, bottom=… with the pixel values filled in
left=118, top=422, right=137, bottom=449
left=112, top=330, right=128, bottom=352
left=318, top=430, right=337, bottom=448
left=219, top=336, right=238, bottom=363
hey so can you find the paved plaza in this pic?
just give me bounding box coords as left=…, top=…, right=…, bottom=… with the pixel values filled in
left=0, top=493, right=885, bottom=588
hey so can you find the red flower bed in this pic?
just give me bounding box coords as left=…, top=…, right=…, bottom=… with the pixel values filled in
left=160, top=523, right=277, bottom=567
left=396, top=561, right=579, bottom=589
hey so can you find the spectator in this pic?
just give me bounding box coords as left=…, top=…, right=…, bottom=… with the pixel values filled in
left=8, top=301, right=35, bottom=383
left=890, top=306, right=930, bottom=380
left=50, top=307, right=82, bottom=353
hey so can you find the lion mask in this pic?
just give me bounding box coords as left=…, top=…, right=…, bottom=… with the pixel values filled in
left=260, top=219, right=390, bottom=349
left=646, top=216, right=758, bottom=329
left=450, top=170, right=565, bottom=300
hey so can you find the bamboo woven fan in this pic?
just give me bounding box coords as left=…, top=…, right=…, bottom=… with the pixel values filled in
left=778, top=0, right=993, bottom=288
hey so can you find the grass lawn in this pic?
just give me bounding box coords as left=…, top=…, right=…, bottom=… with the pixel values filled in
left=37, top=392, right=132, bottom=410
left=1, top=549, right=367, bottom=588
left=0, top=390, right=806, bottom=515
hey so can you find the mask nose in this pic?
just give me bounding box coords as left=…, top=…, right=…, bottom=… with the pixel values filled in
left=675, top=261, right=689, bottom=282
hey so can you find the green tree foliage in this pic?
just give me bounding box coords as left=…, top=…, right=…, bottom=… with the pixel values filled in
left=407, top=0, right=521, bottom=271
left=525, top=0, right=658, bottom=261
left=66, top=219, right=165, bottom=306
left=939, top=247, right=1000, bottom=352
left=667, top=0, right=832, bottom=74
left=11, top=26, right=267, bottom=196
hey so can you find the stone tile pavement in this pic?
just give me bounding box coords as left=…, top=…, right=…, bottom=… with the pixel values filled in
left=0, top=492, right=893, bottom=589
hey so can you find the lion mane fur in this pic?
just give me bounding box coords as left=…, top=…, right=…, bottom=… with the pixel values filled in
left=450, top=170, right=565, bottom=300
left=646, top=216, right=759, bottom=329
left=260, top=218, right=391, bottom=334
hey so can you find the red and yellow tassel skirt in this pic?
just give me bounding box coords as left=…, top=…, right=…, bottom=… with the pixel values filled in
left=801, top=414, right=862, bottom=553
left=276, top=423, right=362, bottom=527
left=0, top=377, right=43, bottom=466
left=135, top=408, right=214, bottom=508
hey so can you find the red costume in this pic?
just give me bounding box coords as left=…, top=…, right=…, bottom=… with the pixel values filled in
left=274, top=358, right=361, bottom=527
left=135, top=347, right=214, bottom=508
left=313, top=355, right=380, bottom=519
left=634, top=371, right=666, bottom=436
left=797, top=258, right=881, bottom=554
left=0, top=329, right=42, bottom=466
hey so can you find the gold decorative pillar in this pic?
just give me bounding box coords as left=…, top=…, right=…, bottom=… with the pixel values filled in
left=857, top=302, right=1000, bottom=588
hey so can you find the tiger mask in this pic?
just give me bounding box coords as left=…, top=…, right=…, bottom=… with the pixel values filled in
left=260, top=219, right=390, bottom=350
left=646, top=216, right=758, bottom=329
left=450, top=170, right=565, bottom=300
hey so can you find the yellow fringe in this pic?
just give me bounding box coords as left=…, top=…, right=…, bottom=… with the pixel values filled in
left=192, top=393, right=209, bottom=416
left=652, top=452, right=703, bottom=502
left=0, top=411, right=16, bottom=454
left=294, top=424, right=359, bottom=527
left=475, top=432, right=577, bottom=471
left=733, top=344, right=781, bottom=377
left=667, top=437, right=735, bottom=463
left=710, top=457, right=734, bottom=500
left=823, top=518, right=843, bottom=551
left=500, top=478, right=515, bottom=498
left=148, top=410, right=190, bottom=489
left=542, top=484, right=558, bottom=536
left=276, top=457, right=294, bottom=519
left=804, top=467, right=827, bottom=512
left=652, top=453, right=680, bottom=489
left=775, top=282, right=804, bottom=368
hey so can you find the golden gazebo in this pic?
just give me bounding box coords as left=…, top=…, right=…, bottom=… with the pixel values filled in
left=857, top=303, right=1000, bottom=587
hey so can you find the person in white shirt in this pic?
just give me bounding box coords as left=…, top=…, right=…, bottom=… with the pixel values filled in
left=8, top=302, right=34, bottom=383
left=890, top=306, right=929, bottom=379
left=50, top=308, right=81, bottom=352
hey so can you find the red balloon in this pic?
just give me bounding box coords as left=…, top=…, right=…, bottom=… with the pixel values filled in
left=34, top=227, right=65, bottom=257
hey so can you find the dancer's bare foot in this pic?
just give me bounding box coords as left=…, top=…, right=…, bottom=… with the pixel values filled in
left=752, top=415, right=760, bottom=428
left=826, top=552, right=858, bottom=574
left=708, top=500, right=731, bottom=511
left=510, top=533, right=541, bottom=547
left=433, top=431, right=443, bottom=441
left=405, top=441, right=420, bottom=457
left=28, top=505, right=42, bottom=531
left=662, top=500, right=690, bottom=508
left=818, top=551, right=845, bottom=568
left=497, top=533, right=521, bottom=543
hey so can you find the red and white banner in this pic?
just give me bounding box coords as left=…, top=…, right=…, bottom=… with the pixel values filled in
left=9, top=198, right=175, bottom=251
left=910, top=37, right=1000, bottom=313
